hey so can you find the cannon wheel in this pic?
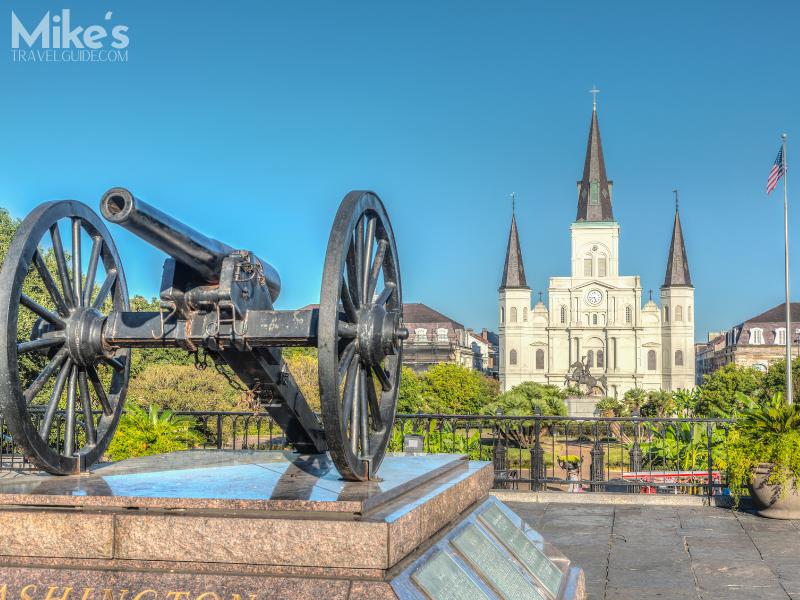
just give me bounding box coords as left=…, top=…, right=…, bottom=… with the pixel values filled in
left=318, top=191, right=405, bottom=481
left=0, top=201, right=130, bottom=474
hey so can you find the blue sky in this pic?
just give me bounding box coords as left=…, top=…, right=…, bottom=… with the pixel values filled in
left=0, top=1, right=798, bottom=342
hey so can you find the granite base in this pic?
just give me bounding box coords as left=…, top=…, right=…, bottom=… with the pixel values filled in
left=0, top=450, right=583, bottom=599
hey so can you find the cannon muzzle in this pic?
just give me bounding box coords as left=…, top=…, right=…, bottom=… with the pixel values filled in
left=100, top=187, right=281, bottom=301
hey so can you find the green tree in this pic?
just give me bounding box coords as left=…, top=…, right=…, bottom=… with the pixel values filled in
left=126, top=363, right=249, bottom=413
left=595, top=396, right=623, bottom=417
left=622, top=388, right=647, bottom=416
left=641, top=390, right=675, bottom=418
left=418, top=363, right=498, bottom=414
left=397, top=366, right=426, bottom=413
left=483, top=382, right=567, bottom=417
left=763, top=357, right=800, bottom=405
left=697, top=363, right=764, bottom=417
left=672, top=388, right=700, bottom=417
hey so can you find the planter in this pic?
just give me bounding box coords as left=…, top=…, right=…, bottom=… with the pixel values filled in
left=750, top=463, right=800, bottom=519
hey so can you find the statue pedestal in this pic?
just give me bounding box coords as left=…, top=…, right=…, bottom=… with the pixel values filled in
left=0, top=450, right=584, bottom=599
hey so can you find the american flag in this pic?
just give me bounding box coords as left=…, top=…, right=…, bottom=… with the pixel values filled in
left=767, top=146, right=785, bottom=195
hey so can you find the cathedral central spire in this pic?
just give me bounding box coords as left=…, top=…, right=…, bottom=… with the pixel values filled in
left=576, top=106, right=614, bottom=222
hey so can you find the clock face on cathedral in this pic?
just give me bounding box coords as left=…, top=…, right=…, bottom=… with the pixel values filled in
left=586, top=289, right=602, bottom=305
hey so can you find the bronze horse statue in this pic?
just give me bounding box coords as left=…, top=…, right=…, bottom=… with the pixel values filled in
left=564, top=357, right=607, bottom=395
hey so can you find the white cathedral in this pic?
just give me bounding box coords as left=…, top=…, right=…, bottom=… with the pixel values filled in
left=498, top=103, right=695, bottom=397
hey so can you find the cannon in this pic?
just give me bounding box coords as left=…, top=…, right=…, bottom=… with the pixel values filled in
left=0, top=188, right=407, bottom=481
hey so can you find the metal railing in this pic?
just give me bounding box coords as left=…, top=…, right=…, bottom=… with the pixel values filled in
left=1, top=411, right=733, bottom=497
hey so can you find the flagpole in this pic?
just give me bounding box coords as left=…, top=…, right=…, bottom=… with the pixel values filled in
left=782, top=133, right=792, bottom=404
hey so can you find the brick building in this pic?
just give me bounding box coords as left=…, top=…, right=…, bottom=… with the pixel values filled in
left=695, top=303, right=800, bottom=381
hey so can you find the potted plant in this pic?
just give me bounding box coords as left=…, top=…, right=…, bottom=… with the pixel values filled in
left=726, top=393, right=800, bottom=518
left=557, top=454, right=583, bottom=493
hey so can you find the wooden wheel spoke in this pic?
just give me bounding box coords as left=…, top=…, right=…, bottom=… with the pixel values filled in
left=338, top=340, right=356, bottom=384
left=372, top=363, right=393, bottom=392
left=23, top=347, right=68, bottom=403
left=17, top=334, right=65, bottom=354
left=83, top=236, right=103, bottom=307
left=91, top=270, right=117, bottom=310
left=365, top=370, right=383, bottom=432
left=20, top=293, right=66, bottom=329
left=340, top=276, right=357, bottom=321
left=101, top=355, right=125, bottom=371
left=361, top=216, right=376, bottom=303
left=71, top=218, right=83, bottom=307
left=376, top=282, right=396, bottom=306
left=346, top=239, right=361, bottom=309
left=33, top=251, right=69, bottom=317
left=367, top=239, right=387, bottom=303
left=64, top=366, right=78, bottom=457
left=86, top=364, right=112, bottom=415
left=354, top=216, right=365, bottom=299
left=358, top=367, right=369, bottom=456
left=78, top=369, right=96, bottom=445
left=342, top=360, right=359, bottom=435
left=39, top=359, right=72, bottom=439
left=50, top=224, right=76, bottom=307
left=337, top=321, right=357, bottom=338
left=350, top=362, right=361, bottom=455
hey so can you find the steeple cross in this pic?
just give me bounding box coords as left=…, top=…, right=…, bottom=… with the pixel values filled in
left=589, top=86, right=600, bottom=111
left=673, top=189, right=679, bottom=212
left=510, top=192, right=516, bottom=214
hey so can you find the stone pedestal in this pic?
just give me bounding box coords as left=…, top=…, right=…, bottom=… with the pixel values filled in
left=0, top=450, right=583, bottom=599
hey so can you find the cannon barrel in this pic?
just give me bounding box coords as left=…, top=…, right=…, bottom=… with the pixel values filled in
left=100, top=187, right=281, bottom=301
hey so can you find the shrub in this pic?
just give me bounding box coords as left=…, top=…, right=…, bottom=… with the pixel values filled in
left=726, top=392, right=800, bottom=502
left=483, top=382, right=567, bottom=417
left=107, top=404, right=202, bottom=461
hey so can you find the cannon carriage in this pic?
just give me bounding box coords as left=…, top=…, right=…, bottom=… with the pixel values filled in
left=0, top=188, right=407, bottom=481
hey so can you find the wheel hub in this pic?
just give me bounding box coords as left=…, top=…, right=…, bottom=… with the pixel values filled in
left=64, top=307, right=106, bottom=367
left=356, top=304, right=407, bottom=367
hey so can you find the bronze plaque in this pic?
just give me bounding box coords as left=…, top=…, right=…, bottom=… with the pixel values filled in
left=411, top=550, right=490, bottom=600
left=452, top=524, right=546, bottom=600
left=479, top=503, right=564, bottom=597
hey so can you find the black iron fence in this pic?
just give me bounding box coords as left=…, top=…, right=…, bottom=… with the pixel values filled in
left=1, top=411, right=733, bottom=497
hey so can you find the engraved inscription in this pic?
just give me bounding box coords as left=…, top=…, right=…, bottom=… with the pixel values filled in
left=452, top=524, right=546, bottom=600
left=411, top=551, right=490, bottom=600
left=479, top=503, right=564, bottom=597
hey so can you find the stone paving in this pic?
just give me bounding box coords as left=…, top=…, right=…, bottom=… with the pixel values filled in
left=506, top=501, right=800, bottom=600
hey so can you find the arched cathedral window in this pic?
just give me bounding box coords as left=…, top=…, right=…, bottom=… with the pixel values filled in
left=583, top=255, right=593, bottom=277
left=523, top=307, right=528, bottom=322
left=676, top=305, right=683, bottom=322
left=510, top=307, right=517, bottom=322
left=501, top=307, right=505, bottom=323
left=535, top=349, right=544, bottom=370
left=647, top=350, right=657, bottom=371
left=509, top=349, right=518, bottom=365
left=625, top=305, right=632, bottom=324
left=560, top=305, right=567, bottom=324
left=597, top=350, right=604, bottom=368
left=592, top=314, right=598, bottom=325
left=664, top=306, right=669, bottom=323
left=586, top=350, right=594, bottom=367
left=675, top=350, right=684, bottom=366
left=598, top=256, right=607, bottom=277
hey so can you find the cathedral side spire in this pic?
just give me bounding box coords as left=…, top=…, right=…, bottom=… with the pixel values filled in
left=576, top=104, right=614, bottom=222
left=500, top=211, right=528, bottom=290
left=662, top=198, right=692, bottom=287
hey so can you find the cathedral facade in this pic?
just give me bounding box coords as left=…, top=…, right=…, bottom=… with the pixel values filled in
left=498, top=105, right=695, bottom=397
